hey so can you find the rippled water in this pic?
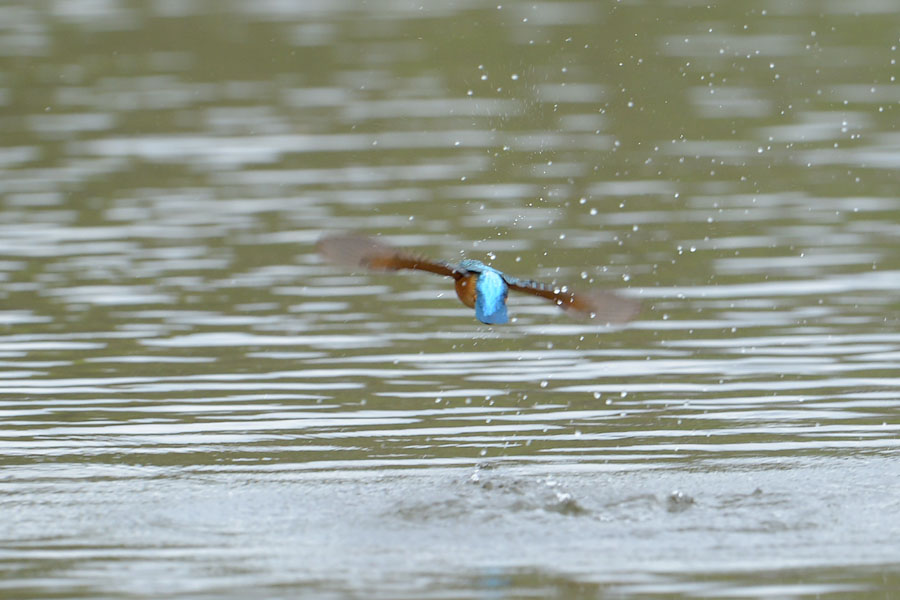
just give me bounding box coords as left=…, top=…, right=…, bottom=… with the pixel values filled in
left=2, top=1, right=900, bottom=598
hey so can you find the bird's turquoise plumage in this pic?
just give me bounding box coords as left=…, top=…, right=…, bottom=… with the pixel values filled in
left=459, top=259, right=509, bottom=324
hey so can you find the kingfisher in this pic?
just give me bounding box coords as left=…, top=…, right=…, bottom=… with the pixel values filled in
left=317, top=232, right=640, bottom=325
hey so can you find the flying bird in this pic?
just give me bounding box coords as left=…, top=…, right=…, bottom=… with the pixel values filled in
left=316, top=233, right=640, bottom=325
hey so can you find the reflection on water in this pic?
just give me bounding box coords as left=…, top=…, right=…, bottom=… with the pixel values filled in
left=1, top=0, right=899, bottom=598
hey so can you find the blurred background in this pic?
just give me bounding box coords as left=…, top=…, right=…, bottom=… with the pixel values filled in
left=2, top=1, right=899, bottom=598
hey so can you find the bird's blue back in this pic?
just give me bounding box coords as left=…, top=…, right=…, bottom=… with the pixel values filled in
left=459, top=260, right=509, bottom=324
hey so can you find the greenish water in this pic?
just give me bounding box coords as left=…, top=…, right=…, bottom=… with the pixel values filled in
left=2, top=1, right=899, bottom=598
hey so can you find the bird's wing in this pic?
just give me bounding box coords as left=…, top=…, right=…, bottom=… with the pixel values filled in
left=503, top=274, right=640, bottom=323
left=317, top=233, right=464, bottom=280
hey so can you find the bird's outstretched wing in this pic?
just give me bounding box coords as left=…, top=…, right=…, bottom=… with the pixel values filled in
left=317, top=233, right=463, bottom=280
left=503, top=274, right=640, bottom=323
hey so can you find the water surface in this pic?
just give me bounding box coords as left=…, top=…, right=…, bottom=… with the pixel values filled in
left=2, top=1, right=899, bottom=598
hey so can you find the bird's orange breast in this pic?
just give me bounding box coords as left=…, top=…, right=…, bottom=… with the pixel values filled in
left=455, top=274, right=478, bottom=308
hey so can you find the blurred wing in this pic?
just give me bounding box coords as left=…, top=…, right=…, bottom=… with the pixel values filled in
left=504, top=275, right=640, bottom=323
left=317, top=233, right=463, bottom=279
